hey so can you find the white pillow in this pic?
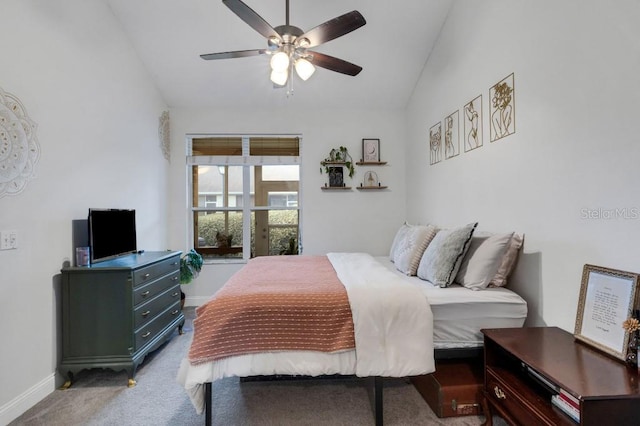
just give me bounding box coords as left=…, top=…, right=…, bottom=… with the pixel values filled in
left=394, top=225, right=438, bottom=276
left=455, top=232, right=514, bottom=290
left=489, top=233, right=524, bottom=287
left=417, top=222, right=478, bottom=287
left=389, top=223, right=411, bottom=262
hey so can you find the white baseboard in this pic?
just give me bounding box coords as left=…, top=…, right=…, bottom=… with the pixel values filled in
left=184, top=296, right=210, bottom=307
left=0, top=373, right=55, bottom=425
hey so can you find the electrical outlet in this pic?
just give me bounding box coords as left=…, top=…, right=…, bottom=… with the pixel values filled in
left=0, top=230, right=18, bottom=250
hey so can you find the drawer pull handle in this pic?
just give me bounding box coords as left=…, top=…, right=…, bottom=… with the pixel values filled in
left=141, top=291, right=150, bottom=297
left=172, top=276, right=179, bottom=281
left=141, top=310, right=151, bottom=317
left=171, top=292, right=179, bottom=297
left=494, top=386, right=506, bottom=400
left=142, top=331, right=151, bottom=338
left=171, top=262, right=178, bottom=266
left=143, top=273, right=150, bottom=279
left=171, top=309, right=179, bottom=315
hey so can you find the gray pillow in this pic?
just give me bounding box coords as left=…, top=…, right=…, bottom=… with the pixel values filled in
left=389, top=223, right=411, bottom=262
left=417, top=222, right=478, bottom=287
left=394, top=224, right=438, bottom=276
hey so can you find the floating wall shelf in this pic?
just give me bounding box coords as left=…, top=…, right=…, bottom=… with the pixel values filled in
left=321, top=186, right=352, bottom=190
left=357, top=186, right=388, bottom=190
left=356, top=161, right=387, bottom=166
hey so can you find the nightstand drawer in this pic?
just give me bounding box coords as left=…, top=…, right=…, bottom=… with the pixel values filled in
left=133, top=255, right=180, bottom=287
left=486, top=370, right=541, bottom=425
left=134, top=301, right=182, bottom=351
left=133, top=271, right=180, bottom=306
left=485, top=368, right=567, bottom=426
left=133, top=284, right=182, bottom=329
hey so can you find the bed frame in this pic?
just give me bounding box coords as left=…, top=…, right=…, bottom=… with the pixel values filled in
left=201, top=347, right=481, bottom=425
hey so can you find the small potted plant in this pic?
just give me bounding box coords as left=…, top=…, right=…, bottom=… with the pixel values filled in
left=179, top=249, right=204, bottom=309
left=320, top=146, right=355, bottom=179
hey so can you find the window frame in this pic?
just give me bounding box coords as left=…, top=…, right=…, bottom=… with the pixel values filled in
left=186, top=134, right=303, bottom=263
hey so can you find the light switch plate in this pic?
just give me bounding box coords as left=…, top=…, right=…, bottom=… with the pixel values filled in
left=0, top=230, right=18, bottom=250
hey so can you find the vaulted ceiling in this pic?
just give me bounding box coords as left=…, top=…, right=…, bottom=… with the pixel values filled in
left=106, top=0, right=452, bottom=109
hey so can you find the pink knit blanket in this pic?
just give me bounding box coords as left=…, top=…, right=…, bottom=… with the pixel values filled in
left=188, top=256, right=356, bottom=364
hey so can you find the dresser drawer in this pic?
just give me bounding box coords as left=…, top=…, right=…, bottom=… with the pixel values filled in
left=133, top=271, right=180, bottom=306
left=133, top=284, right=182, bottom=329
left=133, top=255, right=180, bottom=287
left=134, top=301, right=182, bottom=351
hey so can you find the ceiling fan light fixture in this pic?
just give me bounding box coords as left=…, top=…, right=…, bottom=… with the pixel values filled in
left=267, top=36, right=281, bottom=49
left=296, top=37, right=310, bottom=48
left=294, top=58, right=315, bottom=81
left=270, top=51, right=290, bottom=71
left=270, top=69, right=288, bottom=86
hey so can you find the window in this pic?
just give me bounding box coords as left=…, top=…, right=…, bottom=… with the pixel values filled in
left=187, top=136, right=301, bottom=260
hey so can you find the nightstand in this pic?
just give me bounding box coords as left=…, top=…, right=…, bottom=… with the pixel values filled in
left=481, top=327, right=640, bottom=425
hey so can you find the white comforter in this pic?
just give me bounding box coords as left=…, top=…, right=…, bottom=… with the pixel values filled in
left=177, top=252, right=435, bottom=413
left=327, top=252, right=434, bottom=377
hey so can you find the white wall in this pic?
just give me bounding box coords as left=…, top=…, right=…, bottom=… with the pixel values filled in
left=406, top=0, right=640, bottom=330
left=168, top=107, right=408, bottom=304
left=0, top=1, right=168, bottom=423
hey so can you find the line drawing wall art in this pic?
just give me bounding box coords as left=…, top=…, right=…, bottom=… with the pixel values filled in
left=463, top=95, right=483, bottom=152
left=429, top=122, right=442, bottom=165
left=444, top=110, right=460, bottom=159
left=490, top=73, right=515, bottom=142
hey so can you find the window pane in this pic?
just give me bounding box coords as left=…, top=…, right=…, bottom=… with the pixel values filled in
left=194, top=165, right=243, bottom=208
left=262, top=165, right=299, bottom=181
left=251, top=165, right=299, bottom=208
left=251, top=209, right=299, bottom=257
left=195, top=211, right=243, bottom=259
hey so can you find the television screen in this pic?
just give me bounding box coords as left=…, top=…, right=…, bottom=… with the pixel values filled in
left=88, top=209, right=137, bottom=263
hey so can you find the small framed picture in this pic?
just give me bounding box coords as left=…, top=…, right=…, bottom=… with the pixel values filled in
left=574, top=264, right=640, bottom=361
left=328, top=166, right=344, bottom=187
left=362, top=138, right=380, bottom=162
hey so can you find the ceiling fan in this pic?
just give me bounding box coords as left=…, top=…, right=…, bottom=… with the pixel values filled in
left=200, top=0, right=366, bottom=88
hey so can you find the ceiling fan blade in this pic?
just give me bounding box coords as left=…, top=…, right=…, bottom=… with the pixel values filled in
left=308, top=51, right=362, bottom=76
left=223, top=0, right=282, bottom=43
left=200, top=49, right=267, bottom=60
left=297, top=11, right=366, bottom=48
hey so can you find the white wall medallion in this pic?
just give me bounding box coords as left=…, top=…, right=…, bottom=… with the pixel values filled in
left=158, top=110, right=170, bottom=161
left=0, top=86, right=40, bottom=198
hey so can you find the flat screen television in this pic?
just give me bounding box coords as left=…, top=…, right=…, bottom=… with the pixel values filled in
left=88, top=208, right=137, bottom=263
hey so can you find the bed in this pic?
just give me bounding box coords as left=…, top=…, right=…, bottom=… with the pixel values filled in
left=177, top=242, right=527, bottom=425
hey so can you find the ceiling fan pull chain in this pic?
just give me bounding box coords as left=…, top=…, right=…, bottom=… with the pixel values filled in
left=287, top=62, right=294, bottom=97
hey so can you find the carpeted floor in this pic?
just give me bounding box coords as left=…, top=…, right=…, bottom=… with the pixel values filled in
left=11, top=308, right=504, bottom=426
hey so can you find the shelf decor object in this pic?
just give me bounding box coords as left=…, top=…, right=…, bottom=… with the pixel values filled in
left=320, top=146, right=354, bottom=190
left=0, top=86, right=40, bottom=198
left=574, top=264, right=640, bottom=361
left=362, top=138, right=380, bottom=162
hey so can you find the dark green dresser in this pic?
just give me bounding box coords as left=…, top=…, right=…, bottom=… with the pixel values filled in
left=60, top=250, right=185, bottom=387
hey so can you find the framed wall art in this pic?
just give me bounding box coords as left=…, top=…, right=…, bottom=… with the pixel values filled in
left=429, top=122, right=442, bottom=165
left=362, top=138, right=380, bottom=163
left=490, top=73, right=516, bottom=142
left=464, top=95, right=483, bottom=152
left=328, top=166, right=344, bottom=187
left=444, top=110, right=460, bottom=159
left=574, top=264, right=640, bottom=361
